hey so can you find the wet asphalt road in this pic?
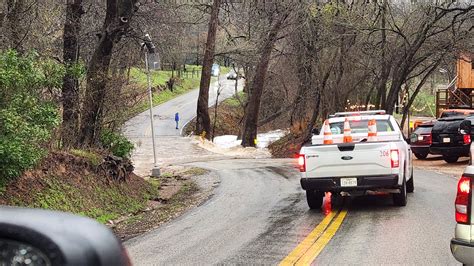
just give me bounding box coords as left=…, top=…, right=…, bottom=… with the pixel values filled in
left=125, top=158, right=460, bottom=265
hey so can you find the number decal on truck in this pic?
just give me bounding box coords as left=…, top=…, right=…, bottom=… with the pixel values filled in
left=380, top=150, right=389, bottom=157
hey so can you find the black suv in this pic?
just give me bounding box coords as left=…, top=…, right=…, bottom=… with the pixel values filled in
left=430, top=116, right=473, bottom=163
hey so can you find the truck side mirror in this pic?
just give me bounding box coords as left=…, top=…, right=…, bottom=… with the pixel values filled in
left=311, top=128, right=320, bottom=135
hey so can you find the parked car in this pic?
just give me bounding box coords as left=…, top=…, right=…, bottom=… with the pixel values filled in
left=410, top=121, right=434, bottom=159
left=450, top=145, right=474, bottom=264
left=430, top=115, right=473, bottom=163
left=0, top=207, right=131, bottom=265
left=211, top=63, right=220, bottom=77
left=226, top=71, right=238, bottom=80
left=299, top=110, right=413, bottom=209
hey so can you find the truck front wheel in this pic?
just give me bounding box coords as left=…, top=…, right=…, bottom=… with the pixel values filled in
left=306, top=190, right=324, bottom=209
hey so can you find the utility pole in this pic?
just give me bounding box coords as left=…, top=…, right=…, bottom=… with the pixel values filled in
left=143, top=34, right=160, bottom=177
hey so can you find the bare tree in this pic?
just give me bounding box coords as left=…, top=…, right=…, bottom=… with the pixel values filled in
left=241, top=8, right=290, bottom=147
left=62, top=0, right=84, bottom=148
left=79, top=0, right=138, bottom=146
left=195, top=0, right=221, bottom=139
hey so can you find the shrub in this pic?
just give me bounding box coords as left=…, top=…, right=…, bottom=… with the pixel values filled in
left=100, top=130, right=134, bottom=158
left=0, top=50, right=62, bottom=184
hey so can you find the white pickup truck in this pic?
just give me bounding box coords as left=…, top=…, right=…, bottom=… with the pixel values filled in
left=299, top=110, right=414, bottom=209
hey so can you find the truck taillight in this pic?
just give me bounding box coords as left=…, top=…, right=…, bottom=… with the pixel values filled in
left=428, top=134, right=432, bottom=145
left=464, top=134, right=471, bottom=145
left=390, top=149, right=399, bottom=168
left=298, top=154, right=306, bottom=172
left=455, top=176, right=471, bottom=224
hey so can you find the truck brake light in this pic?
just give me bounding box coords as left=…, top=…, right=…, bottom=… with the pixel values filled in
left=464, top=134, right=471, bottom=145
left=298, top=154, right=306, bottom=172
left=455, top=176, right=471, bottom=224
left=390, top=149, right=399, bottom=168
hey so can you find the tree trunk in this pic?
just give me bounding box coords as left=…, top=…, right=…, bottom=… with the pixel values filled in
left=195, top=0, right=221, bottom=139
left=79, top=0, right=137, bottom=146
left=374, top=0, right=388, bottom=109
left=304, top=65, right=332, bottom=143
left=6, top=0, right=26, bottom=52
left=241, top=13, right=288, bottom=147
left=61, top=0, right=83, bottom=148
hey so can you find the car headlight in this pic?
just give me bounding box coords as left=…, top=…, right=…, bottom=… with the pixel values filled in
left=0, top=239, right=51, bottom=266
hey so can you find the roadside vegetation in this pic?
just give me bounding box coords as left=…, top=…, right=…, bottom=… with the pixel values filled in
left=0, top=151, right=159, bottom=224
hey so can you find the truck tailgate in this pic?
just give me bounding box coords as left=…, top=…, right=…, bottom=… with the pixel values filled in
left=303, top=142, right=394, bottom=178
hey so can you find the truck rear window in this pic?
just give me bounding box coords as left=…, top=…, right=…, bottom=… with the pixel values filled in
left=414, top=126, right=432, bottom=134
left=329, top=120, right=394, bottom=134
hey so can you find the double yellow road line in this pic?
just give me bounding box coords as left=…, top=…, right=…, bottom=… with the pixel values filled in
left=279, top=208, right=348, bottom=265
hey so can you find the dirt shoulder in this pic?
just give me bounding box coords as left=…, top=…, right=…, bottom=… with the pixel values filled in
left=112, top=166, right=219, bottom=241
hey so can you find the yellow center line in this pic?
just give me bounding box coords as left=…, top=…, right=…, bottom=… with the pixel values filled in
left=295, top=209, right=348, bottom=265
left=279, top=211, right=338, bottom=266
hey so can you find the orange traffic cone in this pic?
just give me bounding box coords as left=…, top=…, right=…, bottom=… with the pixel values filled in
left=343, top=118, right=352, bottom=143
left=368, top=119, right=377, bottom=141
left=323, top=120, right=333, bottom=145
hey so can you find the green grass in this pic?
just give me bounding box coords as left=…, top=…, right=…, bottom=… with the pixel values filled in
left=70, top=149, right=102, bottom=166
left=129, top=64, right=233, bottom=116
left=24, top=175, right=159, bottom=224
left=222, top=91, right=247, bottom=107
left=129, top=65, right=202, bottom=115
left=183, top=167, right=209, bottom=176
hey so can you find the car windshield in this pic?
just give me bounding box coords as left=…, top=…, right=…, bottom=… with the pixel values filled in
left=329, top=119, right=393, bottom=134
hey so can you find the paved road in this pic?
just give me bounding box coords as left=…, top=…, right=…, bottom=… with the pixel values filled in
left=125, top=158, right=459, bottom=265
left=123, top=76, right=242, bottom=176
left=123, top=73, right=459, bottom=265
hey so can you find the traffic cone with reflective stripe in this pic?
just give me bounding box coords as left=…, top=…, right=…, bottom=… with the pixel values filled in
left=368, top=119, right=377, bottom=141
left=323, top=120, right=333, bottom=145
left=343, top=118, right=352, bottom=143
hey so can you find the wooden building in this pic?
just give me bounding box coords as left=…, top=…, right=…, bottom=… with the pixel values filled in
left=436, top=54, right=474, bottom=117
left=457, top=54, right=474, bottom=90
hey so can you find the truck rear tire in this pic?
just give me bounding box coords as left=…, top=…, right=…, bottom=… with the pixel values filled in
left=306, top=190, right=324, bottom=209
left=393, top=178, right=407, bottom=206
left=414, top=153, right=428, bottom=160
left=443, top=155, right=459, bottom=163
left=407, top=176, right=414, bottom=193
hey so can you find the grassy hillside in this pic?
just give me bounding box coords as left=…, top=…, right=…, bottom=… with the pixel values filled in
left=0, top=151, right=160, bottom=224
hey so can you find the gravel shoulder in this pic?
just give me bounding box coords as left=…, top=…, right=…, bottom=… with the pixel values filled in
left=413, top=154, right=468, bottom=178
left=112, top=166, right=220, bottom=240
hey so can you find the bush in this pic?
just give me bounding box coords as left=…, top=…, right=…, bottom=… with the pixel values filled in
left=100, top=130, right=134, bottom=158
left=0, top=50, right=62, bottom=184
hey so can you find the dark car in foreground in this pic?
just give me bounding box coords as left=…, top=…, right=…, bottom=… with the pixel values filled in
left=410, top=121, right=434, bottom=159
left=0, top=207, right=131, bottom=266
left=430, top=116, right=473, bottom=163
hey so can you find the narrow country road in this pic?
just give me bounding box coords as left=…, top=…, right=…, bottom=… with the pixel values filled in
left=123, top=75, right=459, bottom=265
left=123, top=75, right=242, bottom=176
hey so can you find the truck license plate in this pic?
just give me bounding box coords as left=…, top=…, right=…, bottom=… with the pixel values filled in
left=443, top=137, right=450, bottom=143
left=341, top=178, right=357, bottom=187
